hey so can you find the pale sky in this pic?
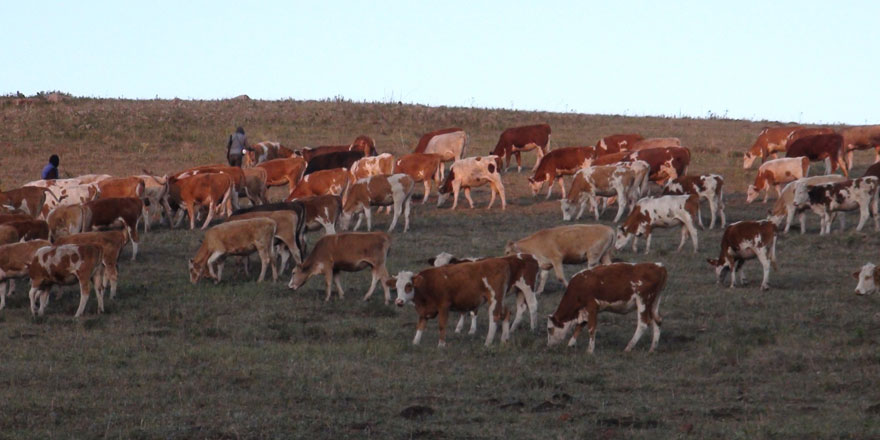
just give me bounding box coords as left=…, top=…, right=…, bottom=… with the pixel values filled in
left=4, top=1, right=879, bottom=124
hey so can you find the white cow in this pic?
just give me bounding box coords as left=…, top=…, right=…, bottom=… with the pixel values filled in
left=437, top=155, right=506, bottom=210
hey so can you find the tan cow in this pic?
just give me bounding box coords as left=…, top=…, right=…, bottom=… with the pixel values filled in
left=437, top=156, right=506, bottom=210
left=841, top=125, right=880, bottom=169
left=189, top=218, right=278, bottom=284
left=767, top=175, right=846, bottom=233
left=169, top=173, right=234, bottom=230
left=256, top=157, right=307, bottom=192
left=83, top=197, right=143, bottom=260
left=286, top=168, right=351, bottom=201
left=394, top=153, right=443, bottom=203
left=340, top=174, right=414, bottom=233
left=743, top=126, right=803, bottom=169
left=0, top=240, right=51, bottom=310
left=227, top=210, right=304, bottom=271
left=707, top=221, right=778, bottom=290
left=351, top=153, right=395, bottom=179
left=627, top=137, right=682, bottom=152
left=288, top=232, right=392, bottom=303
left=28, top=244, right=105, bottom=317
left=616, top=194, right=700, bottom=254
left=0, top=186, right=54, bottom=218
left=241, top=167, right=268, bottom=206
left=97, top=177, right=145, bottom=199
left=505, top=224, right=615, bottom=294
left=746, top=157, right=810, bottom=203
left=3, top=219, right=49, bottom=240
left=561, top=164, right=641, bottom=222
left=173, top=165, right=245, bottom=211
left=422, top=130, right=468, bottom=163
left=135, top=174, right=173, bottom=230
left=55, top=230, right=129, bottom=299
left=0, top=225, right=18, bottom=245
left=47, top=204, right=91, bottom=240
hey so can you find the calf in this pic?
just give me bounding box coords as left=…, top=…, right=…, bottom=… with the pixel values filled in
left=288, top=232, right=392, bottom=303
left=437, top=156, right=506, bottom=210
left=662, top=174, right=726, bottom=228
left=793, top=176, right=880, bottom=234
left=340, top=174, right=414, bottom=233
left=853, top=262, right=880, bottom=295
left=786, top=133, right=847, bottom=177
left=55, top=230, right=129, bottom=298
left=561, top=164, right=640, bottom=222
left=285, top=168, right=351, bottom=201
left=303, top=151, right=364, bottom=175
left=707, top=221, right=778, bottom=290
left=622, top=146, right=691, bottom=183
left=83, top=197, right=143, bottom=260
left=595, top=134, right=644, bottom=155
left=767, top=175, right=846, bottom=234
left=616, top=194, right=700, bottom=254
left=351, top=153, right=395, bottom=179
left=505, top=224, right=615, bottom=294
left=547, top=262, right=666, bottom=354
left=490, top=124, right=552, bottom=172
left=528, top=146, right=597, bottom=198
left=169, top=172, right=234, bottom=230
left=744, top=126, right=803, bottom=169
left=841, top=125, right=880, bottom=169
left=47, top=204, right=91, bottom=240
left=227, top=210, right=305, bottom=271
left=4, top=219, right=49, bottom=240
left=0, top=240, right=51, bottom=310
left=28, top=244, right=105, bottom=317
left=394, top=153, right=444, bottom=203
left=243, top=141, right=295, bottom=167
left=0, top=186, right=53, bottom=218
left=746, top=157, right=810, bottom=203
left=189, top=217, right=278, bottom=284
left=256, top=157, right=307, bottom=192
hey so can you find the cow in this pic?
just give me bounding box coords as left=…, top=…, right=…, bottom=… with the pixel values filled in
left=0, top=225, right=18, bottom=245
left=421, top=130, right=468, bottom=163
left=414, top=127, right=463, bottom=154
left=706, top=221, right=778, bottom=290
left=546, top=262, right=666, bottom=354
left=766, top=175, right=847, bottom=234
left=616, top=194, right=700, bottom=254
left=82, top=197, right=143, bottom=260
left=285, top=168, right=351, bottom=201
left=490, top=124, right=552, bottom=172
left=743, top=126, right=803, bottom=169
left=863, top=161, right=880, bottom=180
left=793, top=176, right=880, bottom=234
left=786, top=133, right=848, bottom=177
left=298, top=136, right=378, bottom=162
left=841, top=125, right=880, bottom=169
left=135, top=174, right=173, bottom=230
left=232, top=198, right=332, bottom=236
left=304, top=151, right=365, bottom=176
left=168, top=172, right=234, bottom=230
left=746, top=157, right=810, bottom=203
left=351, top=153, right=395, bottom=180
left=173, top=165, right=246, bottom=210
left=34, top=183, right=101, bottom=219
left=55, top=230, right=129, bottom=299
left=340, top=174, right=414, bottom=233
left=853, top=262, right=880, bottom=295
left=595, top=134, right=644, bottom=155
left=621, top=147, right=691, bottom=183
left=288, top=232, right=392, bottom=304
left=561, top=164, right=642, bottom=222
left=189, top=217, right=278, bottom=284
left=627, top=137, right=682, bottom=152
left=0, top=213, right=33, bottom=225
left=243, top=141, right=295, bottom=167
left=240, top=167, right=269, bottom=206
left=394, top=153, right=444, bottom=203
left=97, top=177, right=145, bottom=199
left=47, top=204, right=91, bottom=240
left=24, top=174, right=111, bottom=190
left=0, top=240, right=51, bottom=311
left=227, top=210, right=305, bottom=271
left=390, top=258, right=514, bottom=347
left=662, top=174, right=726, bottom=229
left=256, top=157, right=308, bottom=192
left=0, top=186, right=54, bottom=218
left=3, top=219, right=49, bottom=240
left=787, top=127, right=835, bottom=146
left=437, top=156, right=506, bottom=210
left=505, top=224, right=615, bottom=294
left=528, top=146, right=598, bottom=199
left=28, top=244, right=105, bottom=317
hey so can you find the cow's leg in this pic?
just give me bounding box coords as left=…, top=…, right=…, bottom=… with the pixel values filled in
left=422, top=180, right=431, bottom=204
left=402, top=197, right=411, bottom=233
left=451, top=181, right=462, bottom=210
left=677, top=226, right=688, bottom=252
left=413, top=317, right=427, bottom=345
left=624, top=297, right=648, bottom=352
left=277, top=245, right=291, bottom=274
left=518, top=279, right=539, bottom=330
left=557, top=178, right=566, bottom=200
left=0, top=281, right=6, bottom=311
left=333, top=273, right=345, bottom=299
left=186, top=202, right=197, bottom=230
left=39, top=289, right=50, bottom=316
left=847, top=150, right=855, bottom=170
left=464, top=188, right=475, bottom=209
left=468, top=312, right=477, bottom=335
left=200, top=201, right=216, bottom=230
left=106, top=263, right=119, bottom=299
left=824, top=157, right=832, bottom=175
left=644, top=232, right=652, bottom=255
left=510, top=292, right=526, bottom=332
left=783, top=206, right=794, bottom=233
left=485, top=294, right=498, bottom=346
left=613, top=189, right=627, bottom=223
left=872, top=193, right=880, bottom=231
left=686, top=218, right=699, bottom=253
left=537, top=269, right=550, bottom=295
left=364, top=265, right=388, bottom=303
left=93, top=268, right=105, bottom=313
left=128, top=225, right=139, bottom=261
left=323, top=271, right=333, bottom=302
left=486, top=185, right=496, bottom=209
left=437, top=307, right=449, bottom=348
left=142, top=204, right=150, bottom=234
left=857, top=202, right=870, bottom=231
left=718, top=193, right=726, bottom=228
left=257, top=246, right=272, bottom=283
left=364, top=207, right=373, bottom=231
left=729, top=259, right=737, bottom=288
left=586, top=307, right=599, bottom=354
left=28, top=287, right=39, bottom=316
left=707, top=196, right=718, bottom=229
left=515, top=151, right=523, bottom=173
left=798, top=211, right=807, bottom=234
left=756, top=248, right=771, bottom=290
left=455, top=315, right=466, bottom=333
left=552, top=260, right=567, bottom=287
left=388, top=202, right=401, bottom=232
left=74, top=277, right=91, bottom=317
left=649, top=297, right=662, bottom=352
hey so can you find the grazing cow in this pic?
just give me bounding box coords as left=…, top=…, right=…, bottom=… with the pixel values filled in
left=491, top=124, right=552, bottom=172
left=627, top=137, right=682, bottom=152
left=561, top=164, right=641, bottom=222
left=786, top=133, right=848, bottom=176
left=227, top=210, right=305, bottom=271
left=390, top=258, right=514, bottom=346
left=340, top=174, right=414, bottom=233
left=767, top=175, right=846, bottom=234
left=35, top=183, right=101, bottom=218
left=286, top=168, right=351, bottom=201
left=746, top=157, right=810, bottom=203
left=173, top=165, right=245, bottom=210
left=189, top=218, right=278, bottom=284
left=621, top=147, right=691, bottom=183
left=528, top=146, right=598, bottom=198
left=241, top=167, right=269, bottom=206
left=707, top=221, right=778, bottom=290
left=394, top=153, right=444, bottom=203
left=595, top=134, right=644, bottom=155
left=414, top=127, right=463, bottom=154
left=288, top=232, right=392, bottom=303
left=169, top=172, right=234, bottom=230
left=421, top=130, right=468, bottom=163
left=853, top=263, right=880, bottom=295
left=55, top=230, right=129, bottom=299
left=743, top=126, right=803, bottom=169
left=546, top=262, right=666, bottom=354
left=97, top=177, right=145, bottom=199
left=47, top=204, right=91, bottom=240
left=351, top=153, right=395, bottom=179
left=0, top=186, right=53, bottom=218
left=787, top=127, right=835, bottom=145
left=662, top=174, right=726, bottom=228
left=437, top=156, right=506, bottom=210
left=28, top=244, right=105, bottom=317
left=256, top=157, right=308, bottom=192
left=841, top=125, right=880, bottom=169
left=304, top=151, right=365, bottom=175
left=298, top=136, right=378, bottom=162
left=0, top=225, right=18, bottom=245
left=233, top=198, right=332, bottom=236
left=505, top=224, right=615, bottom=294
left=0, top=240, right=50, bottom=310
left=243, top=141, right=295, bottom=167
left=4, top=219, right=49, bottom=240
left=135, top=174, right=173, bottom=230
left=793, top=176, right=880, bottom=234
left=82, top=197, right=143, bottom=260
left=616, top=194, right=700, bottom=254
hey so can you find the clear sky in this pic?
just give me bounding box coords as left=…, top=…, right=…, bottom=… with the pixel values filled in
left=4, top=1, right=878, bottom=124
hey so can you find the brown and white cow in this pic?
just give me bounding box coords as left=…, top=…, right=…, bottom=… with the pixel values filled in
left=340, top=174, right=414, bottom=233
left=528, top=146, right=597, bottom=198
left=3, top=219, right=49, bottom=240
left=351, top=153, right=395, bottom=180
left=746, top=157, right=810, bottom=203
left=743, top=126, right=803, bottom=169
left=841, top=125, right=880, bottom=169
left=505, top=224, right=615, bottom=294
left=394, top=153, right=443, bottom=203
left=547, top=262, right=666, bottom=354
left=616, top=194, right=700, bottom=254
left=767, top=175, right=847, bottom=234
left=55, top=230, right=129, bottom=299
left=0, top=186, right=54, bottom=218
left=595, top=134, right=644, bottom=155
left=561, top=164, right=641, bottom=222
left=0, top=239, right=51, bottom=310
left=490, top=124, right=552, bottom=172
left=243, top=141, right=295, bottom=167
left=627, top=137, right=682, bottom=152
left=421, top=130, right=468, bottom=163
left=235, top=198, right=336, bottom=236
left=285, top=168, right=351, bottom=201
left=47, top=204, right=91, bottom=240
left=786, top=133, right=847, bottom=177
left=662, top=174, right=726, bottom=229
left=35, top=183, right=101, bottom=219
left=227, top=210, right=304, bottom=272
left=83, top=197, right=143, bottom=260
left=189, top=217, right=278, bottom=284
left=853, top=262, right=880, bottom=295
left=437, top=156, right=506, bottom=210
left=787, top=127, right=835, bottom=145
left=793, top=176, right=880, bottom=234
left=621, top=147, right=691, bottom=183
left=169, top=172, right=234, bottom=230
left=28, top=244, right=105, bottom=317
left=25, top=174, right=111, bottom=190
left=0, top=225, right=18, bottom=245
left=288, top=232, right=392, bottom=303
left=256, top=157, right=307, bottom=192
left=707, top=221, right=778, bottom=290
left=135, top=174, right=173, bottom=230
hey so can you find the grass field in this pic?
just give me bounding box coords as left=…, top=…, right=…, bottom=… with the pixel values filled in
left=1, top=96, right=879, bottom=439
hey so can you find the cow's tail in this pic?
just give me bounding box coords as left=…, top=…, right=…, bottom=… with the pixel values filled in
left=652, top=265, right=668, bottom=325
left=639, top=167, right=650, bottom=197
left=219, top=183, right=233, bottom=217
left=41, top=187, right=60, bottom=204
left=293, top=201, right=307, bottom=262
left=461, top=131, right=469, bottom=159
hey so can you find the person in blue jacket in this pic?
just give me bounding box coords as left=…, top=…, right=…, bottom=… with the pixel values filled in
left=41, top=154, right=60, bottom=179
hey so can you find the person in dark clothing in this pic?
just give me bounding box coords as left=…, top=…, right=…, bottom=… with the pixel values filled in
left=227, top=127, right=251, bottom=167
left=41, top=154, right=60, bottom=179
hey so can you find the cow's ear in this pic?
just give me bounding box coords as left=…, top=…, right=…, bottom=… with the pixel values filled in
left=852, top=271, right=861, bottom=279
left=549, top=315, right=563, bottom=328
left=873, top=267, right=880, bottom=284
left=385, top=277, right=397, bottom=287
left=426, top=257, right=436, bottom=266
left=707, top=258, right=719, bottom=267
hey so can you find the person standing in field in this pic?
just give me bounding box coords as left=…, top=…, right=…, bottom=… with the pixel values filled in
left=41, top=154, right=60, bottom=179
left=226, top=126, right=251, bottom=167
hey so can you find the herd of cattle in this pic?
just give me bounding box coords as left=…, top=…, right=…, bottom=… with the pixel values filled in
left=2, top=123, right=880, bottom=353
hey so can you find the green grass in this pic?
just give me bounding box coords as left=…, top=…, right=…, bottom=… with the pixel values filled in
left=1, top=97, right=879, bottom=438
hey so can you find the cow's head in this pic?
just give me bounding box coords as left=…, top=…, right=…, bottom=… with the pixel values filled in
left=188, top=258, right=204, bottom=284
left=288, top=262, right=318, bottom=290
left=546, top=315, right=573, bottom=347
left=527, top=176, right=544, bottom=196
left=560, top=198, right=578, bottom=221
left=503, top=240, right=519, bottom=256
left=745, top=185, right=760, bottom=203
left=706, top=258, right=730, bottom=284
left=389, top=271, right=415, bottom=307
left=743, top=152, right=757, bottom=169
left=243, top=149, right=256, bottom=168
left=614, top=226, right=632, bottom=250
left=853, top=263, right=880, bottom=295
left=791, top=184, right=811, bottom=210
